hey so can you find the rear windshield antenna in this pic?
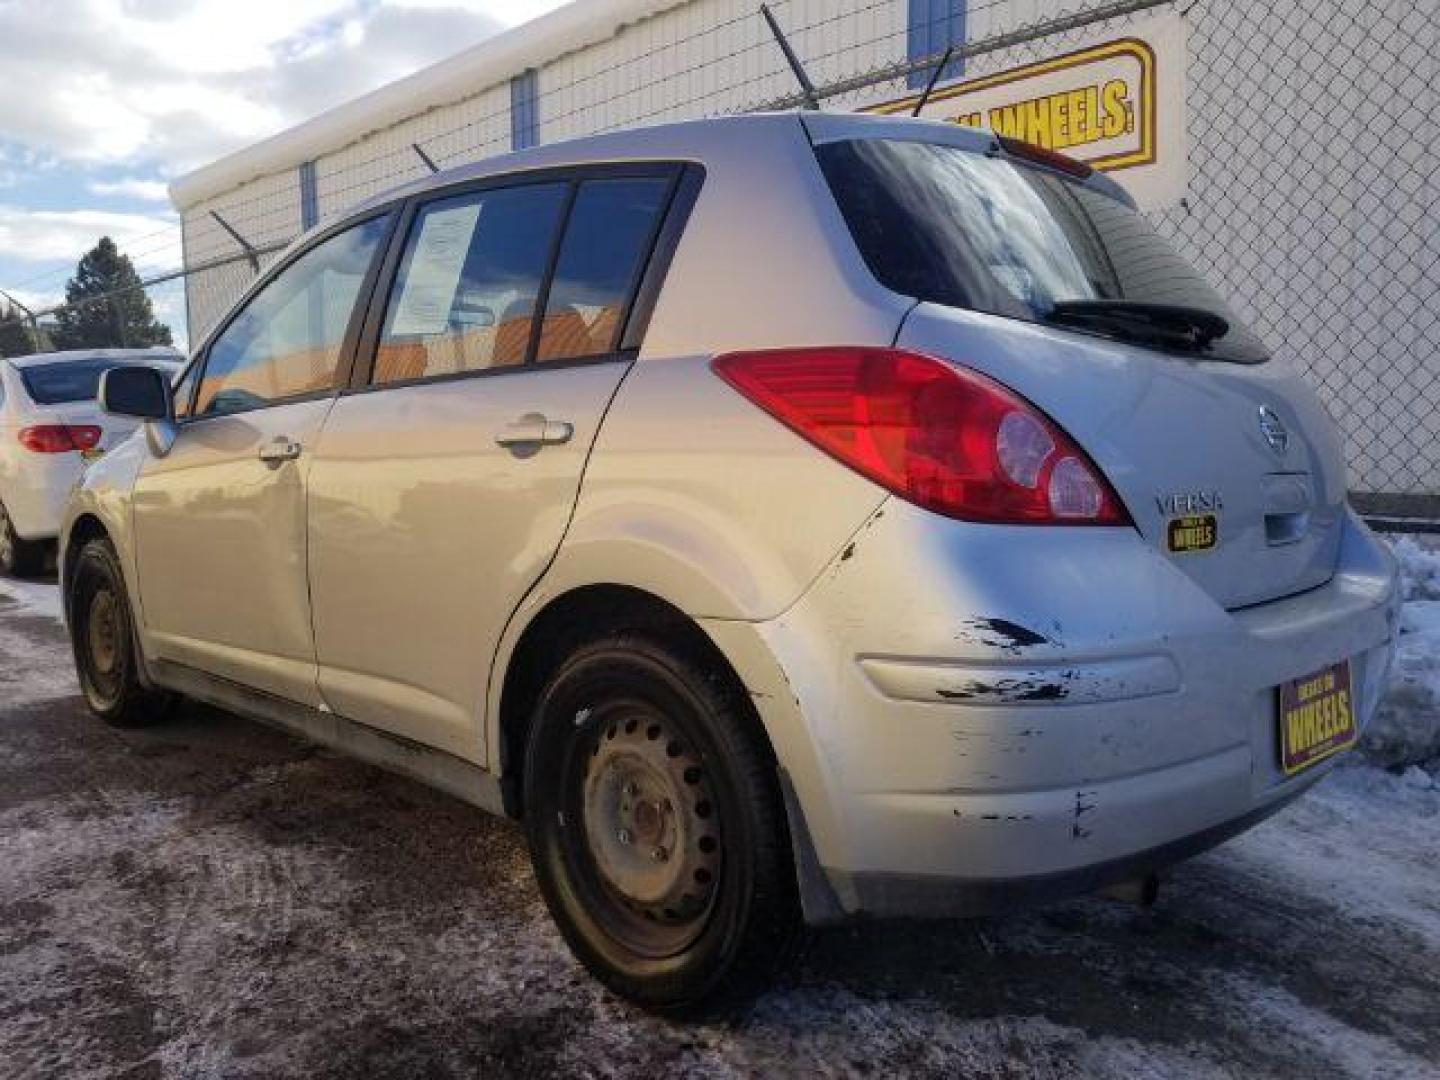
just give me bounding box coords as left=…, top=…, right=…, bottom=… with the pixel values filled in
left=911, top=45, right=956, bottom=117
left=760, top=4, right=820, bottom=110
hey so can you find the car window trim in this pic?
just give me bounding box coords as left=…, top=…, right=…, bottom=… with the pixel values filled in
left=347, top=160, right=697, bottom=395
left=180, top=207, right=398, bottom=426
left=619, top=164, right=701, bottom=352
left=343, top=351, right=635, bottom=397
left=524, top=180, right=582, bottom=365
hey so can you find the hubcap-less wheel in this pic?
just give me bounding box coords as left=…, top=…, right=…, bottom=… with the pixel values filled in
left=68, top=537, right=172, bottom=727
left=525, top=637, right=799, bottom=1009
left=87, top=588, right=120, bottom=685
left=81, top=583, right=125, bottom=707
left=575, top=704, right=721, bottom=958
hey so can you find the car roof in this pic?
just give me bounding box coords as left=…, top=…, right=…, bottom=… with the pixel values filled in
left=346, top=112, right=805, bottom=217
left=8, top=347, right=184, bottom=369
left=334, top=109, right=1135, bottom=229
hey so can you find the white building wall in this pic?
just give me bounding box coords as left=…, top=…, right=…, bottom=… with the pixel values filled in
left=180, top=169, right=303, bottom=346
left=538, top=0, right=908, bottom=143
left=313, top=83, right=514, bottom=219
left=175, top=0, right=1439, bottom=501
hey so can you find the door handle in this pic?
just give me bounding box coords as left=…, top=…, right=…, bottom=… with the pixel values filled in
left=258, top=437, right=303, bottom=465
left=494, top=415, right=574, bottom=449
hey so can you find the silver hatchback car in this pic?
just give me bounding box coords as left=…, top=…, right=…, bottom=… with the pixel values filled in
left=62, top=112, right=1399, bottom=1010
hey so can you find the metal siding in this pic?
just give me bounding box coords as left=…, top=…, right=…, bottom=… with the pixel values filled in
left=180, top=168, right=304, bottom=343
left=536, top=0, right=909, bottom=143
left=310, top=82, right=513, bottom=220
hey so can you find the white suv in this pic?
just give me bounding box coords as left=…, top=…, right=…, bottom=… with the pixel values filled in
left=61, top=114, right=1398, bottom=1010
left=0, top=348, right=181, bottom=575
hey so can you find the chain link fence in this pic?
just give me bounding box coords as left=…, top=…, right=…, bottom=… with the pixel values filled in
left=5, top=0, right=1435, bottom=517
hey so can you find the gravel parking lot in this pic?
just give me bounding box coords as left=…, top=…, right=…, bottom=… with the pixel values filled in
left=2, top=572, right=1439, bottom=1079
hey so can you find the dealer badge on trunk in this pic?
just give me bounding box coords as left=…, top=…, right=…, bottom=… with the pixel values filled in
left=1158, top=490, right=1222, bottom=554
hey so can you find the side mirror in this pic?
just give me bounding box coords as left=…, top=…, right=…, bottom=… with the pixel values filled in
left=99, top=365, right=173, bottom=422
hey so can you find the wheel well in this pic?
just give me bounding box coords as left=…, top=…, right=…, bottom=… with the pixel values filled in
left=61, top=514, right=110, bottom=602
left=497, top=584, right=764, bottom=819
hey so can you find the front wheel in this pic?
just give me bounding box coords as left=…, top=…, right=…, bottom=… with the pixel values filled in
left=524, top=633, right=798, bottom=1012
left=67, top=537, right=171, bottom=727
left=0, top=500, right=47, bottom=578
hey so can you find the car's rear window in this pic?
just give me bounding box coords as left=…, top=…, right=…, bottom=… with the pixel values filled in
left=20, top=359, right=175, bottom=405
left=816, top=137, right=1268, bottom=364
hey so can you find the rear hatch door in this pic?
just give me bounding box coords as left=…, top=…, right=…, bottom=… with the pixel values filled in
left=898, top=303, right=1347, bottom=609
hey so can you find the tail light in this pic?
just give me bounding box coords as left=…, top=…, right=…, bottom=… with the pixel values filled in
left=712, top=347, right=1129, bottom=525
left=996, top=135, right=1094, bottom=178
left=18, top=425, right=102, bottom=454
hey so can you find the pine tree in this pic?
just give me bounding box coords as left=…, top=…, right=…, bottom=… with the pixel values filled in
left=51, top=237, right=171, bottom=350
left=0, top=301, right=36, bottom=358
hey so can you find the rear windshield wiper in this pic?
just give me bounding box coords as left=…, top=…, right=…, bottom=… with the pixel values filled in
left=1044, top=299, right=1230, bottom=351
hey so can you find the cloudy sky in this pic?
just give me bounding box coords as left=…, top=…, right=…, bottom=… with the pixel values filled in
left=0, top=0, right=567, bottom=341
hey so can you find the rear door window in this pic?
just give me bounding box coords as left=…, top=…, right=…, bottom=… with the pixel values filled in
left=373, top=183, right=569, bottom=385
left=535, top=177, right=671, bottom=363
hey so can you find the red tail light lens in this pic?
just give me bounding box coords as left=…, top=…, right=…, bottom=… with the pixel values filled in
left=18, top=425, right=102, bottom=454
left=712, top=347, right=1129, bottom=525
left=997, top=135, right=1095, bottom=178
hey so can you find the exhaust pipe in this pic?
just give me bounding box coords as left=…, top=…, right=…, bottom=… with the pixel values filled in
left=1101, top=873, right=1161, bottom=908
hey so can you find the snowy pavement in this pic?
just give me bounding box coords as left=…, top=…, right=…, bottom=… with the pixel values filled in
left=1, top=541, right=1438, bottom=1078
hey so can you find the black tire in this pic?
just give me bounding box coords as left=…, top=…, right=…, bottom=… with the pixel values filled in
left=524, top=632, right=799, bottom=1013
left=66, top=537, right=171, bottom=727
left=0, top=499, right=47, bottom=578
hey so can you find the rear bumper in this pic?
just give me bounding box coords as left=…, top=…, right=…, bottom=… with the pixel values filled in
left=2, top=458, right=82, bottom=539
left=839, top=766, right=1322, bottom=918
left=705, top=504, right=1399, bottom=921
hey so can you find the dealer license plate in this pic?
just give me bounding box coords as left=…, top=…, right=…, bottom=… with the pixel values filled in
left=1277, top=660, right=1357, bottom=776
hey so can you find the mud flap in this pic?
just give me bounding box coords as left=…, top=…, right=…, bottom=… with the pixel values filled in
left=780, top=767, right=851, bottom=925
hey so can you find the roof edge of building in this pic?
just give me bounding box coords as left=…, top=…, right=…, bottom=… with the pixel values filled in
left=168, top=0, right=685, bottom=212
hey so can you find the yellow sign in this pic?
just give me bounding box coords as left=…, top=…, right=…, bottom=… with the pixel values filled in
left=1166, top=513, right=1217, bottom=553
left=1279, top=661, right=1357, bottom=775
left=863, top=14, right=1187, bottom=209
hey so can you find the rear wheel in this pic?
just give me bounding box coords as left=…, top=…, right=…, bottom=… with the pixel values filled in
left=524, top=633, right=798, bottom=1013
left=0, top=500, right=47, bottom=578
left=67, top=537, right=171, bottom=727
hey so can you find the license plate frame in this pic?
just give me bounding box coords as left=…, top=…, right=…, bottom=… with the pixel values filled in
left=1277, top=659, right=1357, bottom=776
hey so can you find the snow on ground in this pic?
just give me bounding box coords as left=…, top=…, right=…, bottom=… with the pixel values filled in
left=1363, top=535, right=1440, bottom=770
left=0, top=575, right=72, bottom=707
left=0, top=574, right=63, bottom=621
left=1, top=532, right=1438, bottom=1077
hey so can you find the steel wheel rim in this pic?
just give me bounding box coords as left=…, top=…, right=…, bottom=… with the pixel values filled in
left=572, top=702, right=722, bottom=958
left=83, top=585, right=123, bottom=700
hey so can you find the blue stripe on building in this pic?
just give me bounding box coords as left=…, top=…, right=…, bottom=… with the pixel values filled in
left=907, top=0, right=967, bottom=89
left=511, top=69, right=539, bottom=150
left=298, top=160, right=319, bottom=230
